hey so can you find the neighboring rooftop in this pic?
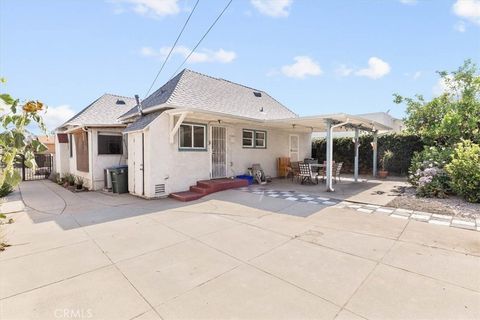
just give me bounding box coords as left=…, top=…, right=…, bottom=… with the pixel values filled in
left=58, top=94, right=137, bottom=130
left=120, top=69, right=297, bottom=121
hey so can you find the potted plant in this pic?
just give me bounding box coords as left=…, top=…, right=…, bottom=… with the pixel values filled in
left=64, top=174, right=75, bottom=187
left=75, top=176, right=84, bottom=190
left=378, top=150, right=394, bottom=179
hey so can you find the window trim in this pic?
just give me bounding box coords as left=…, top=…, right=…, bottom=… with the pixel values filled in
left=242, top=129, right=267, bottom=149
left=254, top=130, right=267, bottom=149
left=97, top=132, right=123, bottom=155
left=242, top=129, right=255, bottom=148
left=178, top=123, right=207, bottom=151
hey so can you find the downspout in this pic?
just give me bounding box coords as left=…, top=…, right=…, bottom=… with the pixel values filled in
left=134, top=94, right=145, bottom=196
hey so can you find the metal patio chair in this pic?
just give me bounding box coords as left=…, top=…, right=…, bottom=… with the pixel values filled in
left=333, top=162, right=343, bottom=183
left=298, top=163, right=319, bottom=185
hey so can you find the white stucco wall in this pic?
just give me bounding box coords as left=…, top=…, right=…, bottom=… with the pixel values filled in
left=54, top=134, right=70, bottom=177
left=55, top=128, right=127, bottom=190
left=90, top=128, right=127, bottom=190
left=132, top=113, right=311, bottom=198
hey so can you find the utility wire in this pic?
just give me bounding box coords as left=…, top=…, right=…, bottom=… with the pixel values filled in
left=169, top=0, right=234, bottom=80
left=144, top=0, right=201, bottom=98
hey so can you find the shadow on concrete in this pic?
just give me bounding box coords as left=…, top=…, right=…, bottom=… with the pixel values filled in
left=13, top=177, right=407, bottom=231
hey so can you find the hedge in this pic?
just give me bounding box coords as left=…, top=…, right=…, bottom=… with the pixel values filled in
left=311, top=133, right=423, bottom=176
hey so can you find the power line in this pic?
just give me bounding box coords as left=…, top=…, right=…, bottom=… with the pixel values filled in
left=144, top=0, right=201, bottom=98
left=169, top=0, right=234, bottom=80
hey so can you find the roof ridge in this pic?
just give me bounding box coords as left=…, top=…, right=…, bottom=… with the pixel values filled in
left=57, top=95, right=103, bottom=129
left=165, top=69, right=187, bottom=104
left=182, top=68, right=265, bottom=93
left=103, top=93, right=136, bottom=100
left=260, top=91, right=298, bottom=118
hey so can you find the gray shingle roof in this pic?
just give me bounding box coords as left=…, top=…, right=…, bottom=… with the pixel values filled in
left=59, top=94, right=137, bottom=129
left=120, top=69, right=297, bottom=121
left=123, top=110, right=167, bottom=133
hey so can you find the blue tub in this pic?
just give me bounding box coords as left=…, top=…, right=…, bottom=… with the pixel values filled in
left=236, top=175, right=254, bottom=185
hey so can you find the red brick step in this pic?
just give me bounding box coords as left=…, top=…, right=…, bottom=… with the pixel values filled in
left=170, top=178, right=248, bottom=202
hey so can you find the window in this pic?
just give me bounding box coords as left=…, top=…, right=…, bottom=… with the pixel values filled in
left=179, top=123, right=206, bottom=150
left=242, top=130, right=254, bottom=148
left=242, top=129, right=267, bottom=149
left=98, top=133, right=123, bottom=155
left=255, top=131, right=266, bottom=148
left=69, top=134, right=73, bottom=157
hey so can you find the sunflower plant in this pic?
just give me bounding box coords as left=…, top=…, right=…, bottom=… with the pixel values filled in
left=0, top=78, right=48, bottom=189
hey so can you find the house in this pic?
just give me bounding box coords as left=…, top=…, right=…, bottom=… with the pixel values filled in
left=54, top=94, right=137, bottom=190
left=37, top=135, right=56, bottom=154
left=55, top=69, right=390, bottom=196
left=120, top=69, right=311, bottom=198
left=121, top=69, right=390, bottom=198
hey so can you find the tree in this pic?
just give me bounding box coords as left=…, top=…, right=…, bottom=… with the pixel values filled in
left=394, top=60, right=480, bottom=146
left=0, top=79, right=48, bottom=189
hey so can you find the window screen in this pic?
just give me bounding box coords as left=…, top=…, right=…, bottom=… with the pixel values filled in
left=98, top=134, right=123, bottom=155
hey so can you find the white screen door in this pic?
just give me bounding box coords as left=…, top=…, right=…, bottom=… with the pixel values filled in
left=289, top=134, right=299, bottom=161
left=211, top=126, right=227, bottom=178
left=133, top=133, right=144, bottom=195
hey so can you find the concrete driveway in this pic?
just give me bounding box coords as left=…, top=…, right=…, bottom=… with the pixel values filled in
left=1, top=181, right=479, bottom=320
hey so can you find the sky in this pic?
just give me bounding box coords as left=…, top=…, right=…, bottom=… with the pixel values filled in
left=1, top=0, right=479, bottom=132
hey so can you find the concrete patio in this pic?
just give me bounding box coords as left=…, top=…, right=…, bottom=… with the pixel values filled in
left=0, top=180, right=479, bottom=320
left=255, top=176, right=409, bottom=206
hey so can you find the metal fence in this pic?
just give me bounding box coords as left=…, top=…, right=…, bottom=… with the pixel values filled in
left=14, top=154, right=54, bottom=181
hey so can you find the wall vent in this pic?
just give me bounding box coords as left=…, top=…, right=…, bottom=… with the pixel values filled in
left=155, top=184, right=166, bottom=196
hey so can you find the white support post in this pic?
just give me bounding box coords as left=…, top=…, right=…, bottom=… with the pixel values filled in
left=372, top=131, right=378, bottom=177
left=354, top=127, right=359, bottom=182
left=325, top=119, right=334, bottom=192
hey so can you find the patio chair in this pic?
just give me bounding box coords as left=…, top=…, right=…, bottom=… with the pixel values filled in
left=289, top=161, right=301, bottom=182
left=333, top=162, right=343, bottom=183
left=252, top=163, right=272, bottom=185
left=319, top=160, right=335, bottom=182
left=298, top=163, right=319, bottom=185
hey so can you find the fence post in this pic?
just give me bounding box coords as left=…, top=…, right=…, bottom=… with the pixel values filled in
left=21, top=154, right=26, bottom=181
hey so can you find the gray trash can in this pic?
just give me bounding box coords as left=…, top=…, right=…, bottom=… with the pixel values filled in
left=109, top=165, right=128, bottom=194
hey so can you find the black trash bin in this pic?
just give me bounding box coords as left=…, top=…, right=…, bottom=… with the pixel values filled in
left=109, top=165, right=128, bottom=194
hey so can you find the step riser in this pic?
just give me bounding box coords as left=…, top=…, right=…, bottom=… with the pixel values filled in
left=189, top=186, right=210, bottom=195
left=170, top=179, right=249, bottom=202
left=169, top=193, right=203, bottom=202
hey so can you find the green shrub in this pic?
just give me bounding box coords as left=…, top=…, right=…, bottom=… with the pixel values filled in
left=445, top=140, right=480, bottom=203
left=408, top=146, right=452, bottom=184
left=408, top=146, right=452, bottom=198
left=0, top=183, right=13, bottom=198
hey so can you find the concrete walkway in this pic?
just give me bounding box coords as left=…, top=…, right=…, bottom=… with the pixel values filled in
left=1, top=181, right=479, bottom=319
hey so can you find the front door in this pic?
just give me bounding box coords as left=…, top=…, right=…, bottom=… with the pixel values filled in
left=289, top=134, right=299, bottom=161
left=211, top=126, right=227, bottom=178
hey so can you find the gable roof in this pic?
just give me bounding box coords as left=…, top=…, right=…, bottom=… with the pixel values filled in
left=120, top=69, right=297, bottom=121
left=58, top=94, right=137, bottom=130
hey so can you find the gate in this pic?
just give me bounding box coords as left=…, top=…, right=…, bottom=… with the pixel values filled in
left=211, top=126, right=227, bottom=178
left=14, top=154, right=54, bottom=181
